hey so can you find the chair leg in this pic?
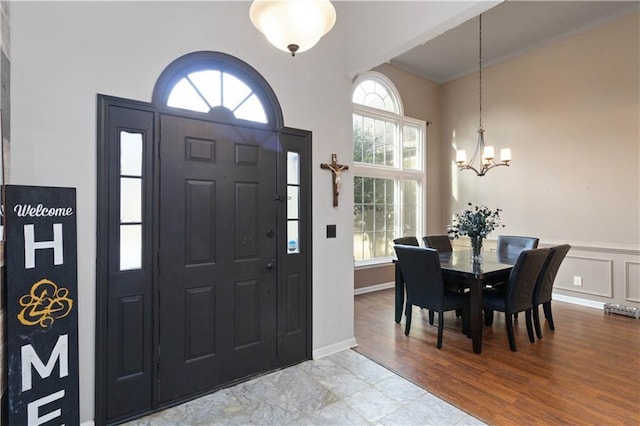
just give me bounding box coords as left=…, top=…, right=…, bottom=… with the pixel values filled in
left=437, top=312, right=444, bottom=349
left=533, top=305, right=543, bottom=339
left=484, top=308, right=494, bottom=326
left=506, top=314, right=517, bottom=352
left=404, top=303, right=413, bottom=336
left=428, top=310, right=435, bottom=326
left=543, top=301, right=555, bottom=331
left=525, top=309, right=535, bottom=343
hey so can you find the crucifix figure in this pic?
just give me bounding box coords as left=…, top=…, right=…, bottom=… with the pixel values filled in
left=321, top=153, right=349, bottom=207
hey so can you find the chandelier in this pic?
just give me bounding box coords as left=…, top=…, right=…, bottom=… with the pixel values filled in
left=456, top=14, right=511, bottom=176
left=249, top=0, right=337, bottom=57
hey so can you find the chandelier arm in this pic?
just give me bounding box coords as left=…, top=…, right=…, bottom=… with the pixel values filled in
left=483, top=161, right=510, bottom=173
left=467, top=127, right=484, bottom=169
left=457, top=164, right=483, bottom=176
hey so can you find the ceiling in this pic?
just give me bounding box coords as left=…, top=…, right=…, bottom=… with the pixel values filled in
left=389, top=1, right=639, bottom=84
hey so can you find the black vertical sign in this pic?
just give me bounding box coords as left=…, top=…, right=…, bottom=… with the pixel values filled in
left=5, top=185, right=80, bottom=425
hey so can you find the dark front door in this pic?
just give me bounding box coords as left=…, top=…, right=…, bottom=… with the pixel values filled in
left=97, top=90, right=311, bottom=425
left=158, top=114, right=278, bottom=402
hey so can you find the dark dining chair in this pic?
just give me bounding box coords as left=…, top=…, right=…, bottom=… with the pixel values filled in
left=489, top=235, right=541, bottom=294
left=393, top=236, right=420, bottom=247
left=422, top=235, right=453, bottom=253
left=532, top=244, right=571, bottom=339
left=393, top=236, right=434, bottom=322
left=393, top=245, right=468, bottom=349
left=497, top=235, right=540, bottom=262
left=482, top=248, right=551, bottom=351
left=423, top=234, right=463, bottom=318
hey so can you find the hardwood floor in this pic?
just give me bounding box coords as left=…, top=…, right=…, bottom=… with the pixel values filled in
left=354, top=289, right=640, bottom=425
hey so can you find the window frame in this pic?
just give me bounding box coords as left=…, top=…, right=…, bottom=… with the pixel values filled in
left=352, top=72, right=426, bottom=267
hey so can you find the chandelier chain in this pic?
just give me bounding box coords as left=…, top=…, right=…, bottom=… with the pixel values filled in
left=479, top=14, right=482, bottom=130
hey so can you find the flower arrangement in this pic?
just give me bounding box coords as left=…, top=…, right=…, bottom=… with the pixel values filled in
left=448, top=203, right=504, bottom=261
left=448, top=203, right=504, bottom=239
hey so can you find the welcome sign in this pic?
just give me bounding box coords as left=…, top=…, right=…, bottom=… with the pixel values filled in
left=5, top=185, right=80, bottom=424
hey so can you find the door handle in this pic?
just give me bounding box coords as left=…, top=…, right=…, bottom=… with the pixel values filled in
left=266, top=262, right=276, bottom=271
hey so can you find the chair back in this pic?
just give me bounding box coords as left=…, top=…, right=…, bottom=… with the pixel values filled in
left=533, top=244, right=571, bottom=305
left=505, top=248, right=551, bottom=314
left=393, top=245, right=444, bottom=310
left=497, top=235, right=539, bottom=261
left=393, top=236, right=419, bottom=246
left=422, top=235, right=453, bottom=253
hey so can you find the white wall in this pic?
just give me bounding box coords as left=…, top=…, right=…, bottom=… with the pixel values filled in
left=10, top=1, right=354, bottom=421
left=9, top=1, right=489, bottom=422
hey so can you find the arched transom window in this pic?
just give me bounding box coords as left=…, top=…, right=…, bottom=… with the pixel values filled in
left=153, top=51, right=283, bottom=129
left=352, top=78, right=399, bottom=114
left=167, top=70, right=268, bottom=123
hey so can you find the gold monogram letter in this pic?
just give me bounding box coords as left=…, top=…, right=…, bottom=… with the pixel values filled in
left=18, top=279, right=74, bottom=328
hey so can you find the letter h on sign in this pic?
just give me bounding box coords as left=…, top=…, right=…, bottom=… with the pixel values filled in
left=23, top=223, right=64, bottom=269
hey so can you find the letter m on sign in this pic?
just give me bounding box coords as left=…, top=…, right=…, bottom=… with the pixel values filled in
left=21, top=335, right=69, bottom=392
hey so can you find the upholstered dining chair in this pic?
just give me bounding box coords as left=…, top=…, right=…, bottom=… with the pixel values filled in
left=422, top=235, right=453, bottom=253
left=489, top=235, right=541, bottom=294
left=497, top=235, right=540, bottom=262
left=532, top=244, right=571, bottom=339
left=393, top=236, right=420, bottom=247
left=423, top=234, right=463, bottom=319
left=482, top=248, right=551, bottom=351
left=393, top=245, right=468, bottom=349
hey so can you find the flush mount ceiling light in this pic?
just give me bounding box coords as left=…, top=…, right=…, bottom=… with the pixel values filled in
left=456, top=14, right=511, bottom=176
left=250, top=0, right=336, bottom=56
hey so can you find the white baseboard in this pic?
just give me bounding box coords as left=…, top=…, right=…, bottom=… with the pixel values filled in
left=354, top=282, right=394, bottom=295
left=312, top=337, right=357, bottom=360
left=552, top=292, right=605, bottom=310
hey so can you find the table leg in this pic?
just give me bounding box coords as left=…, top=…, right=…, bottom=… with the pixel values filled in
left=394, top=262, right=404, bottom=323
left=469, top=277, right=483, bottom=354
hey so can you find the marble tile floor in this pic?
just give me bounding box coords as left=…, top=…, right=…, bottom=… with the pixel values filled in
left=125, top=349, right=484, bottom=426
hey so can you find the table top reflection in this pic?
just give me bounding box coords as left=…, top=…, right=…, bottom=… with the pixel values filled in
left=438, top=249, right=516, bottom=278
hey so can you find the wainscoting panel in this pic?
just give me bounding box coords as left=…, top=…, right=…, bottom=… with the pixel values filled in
left=555, top=255, right=613, bottom=297
left=625, top=261, right=640, bottom=302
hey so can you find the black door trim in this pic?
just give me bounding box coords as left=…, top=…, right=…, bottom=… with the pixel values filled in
left=96, top=94, right=158, bottom=424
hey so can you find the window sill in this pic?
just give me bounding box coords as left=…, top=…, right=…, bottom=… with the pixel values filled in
left=354, top=257, right=395, bottom=270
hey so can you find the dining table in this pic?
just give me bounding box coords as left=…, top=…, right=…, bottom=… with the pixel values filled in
left=393, top=249, right=516, bottom=354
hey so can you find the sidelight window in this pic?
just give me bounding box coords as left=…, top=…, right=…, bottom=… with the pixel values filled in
left=287, top=151, right=301, bottom=254
left=352, top=72, right=425, bottom=264
left=119, top=131, right=144, bottom=270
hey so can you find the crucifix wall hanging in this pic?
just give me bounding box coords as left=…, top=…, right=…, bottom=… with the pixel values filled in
left=320, top=153, right=349, bottom=207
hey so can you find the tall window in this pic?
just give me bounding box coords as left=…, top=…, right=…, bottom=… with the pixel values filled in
left=353, top=73, right=425, bottom=264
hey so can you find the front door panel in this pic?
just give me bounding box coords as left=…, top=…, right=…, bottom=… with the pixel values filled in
left=158, top=114, right=277, bottom=402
